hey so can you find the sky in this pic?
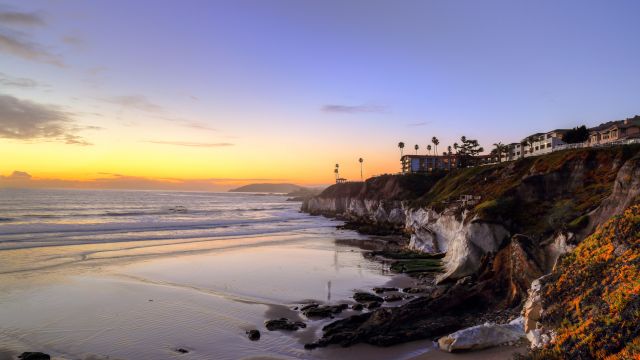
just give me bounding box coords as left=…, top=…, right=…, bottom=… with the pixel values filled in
left=1, top=0, right=639, bottom=190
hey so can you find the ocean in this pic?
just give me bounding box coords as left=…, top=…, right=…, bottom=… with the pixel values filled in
left=0, top=189, right=428, bottom=360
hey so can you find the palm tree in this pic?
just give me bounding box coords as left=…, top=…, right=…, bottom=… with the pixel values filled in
left=427, top=144, right=432, bottom=155
left=447, top=145, right=453, bottom=171
left=493, top=142, right=505, bottom=163
left=431, top=137, right=439, bottom=155
left=453, top=142, right=459, bottom=154
left=398, top=142, right=405, bottom=158
left=334, top=167, right=338, bottom=182
left=414, top=144, right=419, bottom=155
left=358, top=157, right=364, bottom=181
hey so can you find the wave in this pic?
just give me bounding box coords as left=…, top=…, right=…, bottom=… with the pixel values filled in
left=0, top=215, right=315, bottom=238
left=2, top=205, right=295, bottom=220
left=0, top=223, right=334, bottom=252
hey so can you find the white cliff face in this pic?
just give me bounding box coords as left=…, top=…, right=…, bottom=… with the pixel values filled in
left=405, top=207, right=510, bottom=283
left=305, top=197, right=511, bottom=283
left=303, top=197, right=406, bottom=225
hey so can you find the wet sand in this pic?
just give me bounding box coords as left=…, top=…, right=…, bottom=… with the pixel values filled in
left=0, top=227, right=438, bottom=359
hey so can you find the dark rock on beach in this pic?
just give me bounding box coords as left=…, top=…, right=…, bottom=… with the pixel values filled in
left=383, top=294, right=404, bottom=302
left=246, top=329, right=261, bottom=341
left=174, top=348, right=189, bottom=354
left=265, top=318, right=307, bottom=331
left=353, top=292, right=383, bottom=303
left=19, top=353, right=50, bottom=360
left=352, top=303, right=364, bottom=311
left=372, top=287, right=398, bottom=294
left=366, top=301, right=382, bottom=310
left=301, top=303, right=349, bottom=318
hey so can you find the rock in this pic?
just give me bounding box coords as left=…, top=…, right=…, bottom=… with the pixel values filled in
left=265, top=318, right=306, bottom=331
left=526, top=328, right=553, bottom=349
left=174, top=348, right=189, bottom=354
left=300, top=303, right=319, bottom=311
left=302, top=303, right=348, bottom=318
left=19, top=353, right=50, bottom=360
left=438, top=317, right=525, bottom=352
left=373, top=287, right=398, bottom=294
left=352, top=303, right=364, bottom=311
left=383, top=294, right=404, bottom=302
left=522, top=277, right=544, bottom=334
left=402, top=287, right=426, bottom=294
left=366, top=301, right=381, bottom=310
left=246, top=329, right=260, bottom=341
left=353, top=292, right=383, bottom=303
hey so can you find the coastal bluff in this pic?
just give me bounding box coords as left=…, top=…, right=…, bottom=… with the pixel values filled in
left=302, top=145, right=640, bottom=357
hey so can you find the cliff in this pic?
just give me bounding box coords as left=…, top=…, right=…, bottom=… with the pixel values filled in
left=302, top=145, right=640, bottom=350
left=306, top=145, right=640, bottom=283
left=524, top=204, right=640, bottom=359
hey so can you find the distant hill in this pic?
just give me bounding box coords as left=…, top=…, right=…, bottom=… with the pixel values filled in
left=229, top=183, right=307, bottom=194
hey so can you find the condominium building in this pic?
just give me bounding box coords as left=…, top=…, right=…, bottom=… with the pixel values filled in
left=401, top=154, right=460, bottom=174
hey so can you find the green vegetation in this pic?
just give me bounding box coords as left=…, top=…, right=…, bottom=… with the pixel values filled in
left=526, top=204, right=640, bottom=359
left=420, top=145, right=640, bottom=238
left=561, top=125, right=590, bottom=144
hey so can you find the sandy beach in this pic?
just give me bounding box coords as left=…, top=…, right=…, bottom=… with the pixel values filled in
left=0, top=190, right=434, bottom=359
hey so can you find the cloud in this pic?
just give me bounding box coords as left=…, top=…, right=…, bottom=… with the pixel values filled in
left=407, top=121, right=431, bottom=127
left=0, top=11, right=45, bottom=27
left=103, top=95, right=162, bottom=112
left=0, top=31, right=63, bottom=66
left=1, top=170, right=32, bottom=180
left=321, top=104, right=386, bottom=114
left=144, top=140, right=234, bottom=147
left=0, top=72, right=41, bottom=88
left=0, top=171, right=286, bottom=191
left=0, top=94, right=91, bottom=145
left=62, top=35, right=84, bottom=49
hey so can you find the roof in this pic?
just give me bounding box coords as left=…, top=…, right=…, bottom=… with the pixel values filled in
left=401, top=154, right=458, bottom=160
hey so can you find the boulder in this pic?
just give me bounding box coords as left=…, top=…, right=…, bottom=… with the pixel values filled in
left=373, top=287, right=398, bottom=294
left=383, top=294, right=404, bottom=302
left=353, top=292, right=383, bottom=303
left=302, top=303, right=348, bottom=318
left=19, top=353, right=50, bottom=360
left=246, top=329, right=260, bottom=341
left=264, top=318, right=306, bottom=331
left=438, top=317, right=525, bottom=352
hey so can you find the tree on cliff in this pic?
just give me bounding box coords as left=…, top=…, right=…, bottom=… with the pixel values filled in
left=457, top=136, right=484, bottom=167
left=358, top=157, right=364, bottom=181
left=414, top=144, right=419, bottom=155
left=493, top=142, right=506, bottom=163
left=431, top=137, right=440, bottom=155
left=398, top=142, right=405, bottom=158
left=427, top=144, right=432, bottom=155
left=561, top=125, right=589, bottom=144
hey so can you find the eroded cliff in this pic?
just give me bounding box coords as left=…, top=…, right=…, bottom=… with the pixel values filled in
left=302, top=145, right=640, bottom=349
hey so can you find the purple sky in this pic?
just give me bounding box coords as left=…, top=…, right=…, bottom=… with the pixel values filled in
left=1, top=0, right=639, bottom=187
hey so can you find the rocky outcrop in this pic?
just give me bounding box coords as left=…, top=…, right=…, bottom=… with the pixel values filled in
left=438, top=317, right=525, bottom=352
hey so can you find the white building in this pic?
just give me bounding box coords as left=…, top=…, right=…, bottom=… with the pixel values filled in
left=522, top=129, right=569, bottom=158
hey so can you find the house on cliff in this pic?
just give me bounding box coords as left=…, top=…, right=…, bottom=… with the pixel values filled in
left=401, top=154, right=460, bottom=174
left=589, top=116, right=640, bottom=146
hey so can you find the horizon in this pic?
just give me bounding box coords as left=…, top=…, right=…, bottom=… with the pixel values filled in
left=2, top=0, right=640, bottom=191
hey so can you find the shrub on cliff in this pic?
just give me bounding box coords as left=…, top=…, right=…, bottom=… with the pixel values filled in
left=531, top=204, right=640, bottom=359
